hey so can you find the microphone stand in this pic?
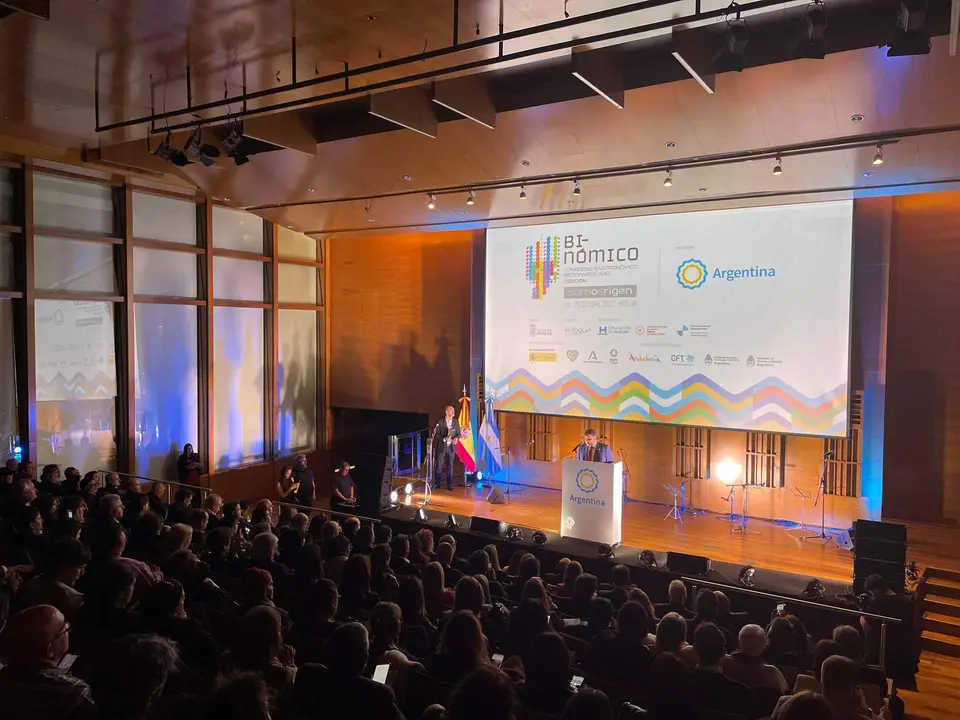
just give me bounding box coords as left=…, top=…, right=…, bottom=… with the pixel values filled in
left=802, top=452, right=838, bottom=547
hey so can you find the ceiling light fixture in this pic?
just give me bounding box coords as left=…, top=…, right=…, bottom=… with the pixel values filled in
left=466, top=189, right=475, bottom=205
left=519, top=185, right=527, bottom=200
left=457, top=209, right=467, bottom=215
left=861, top=171, right=874, bottom=178
left=873, top=145, right=884, bottom=165
left=307, top=187, right=315, bottom=192
left=521, top=159, right=531, bottom=167
left=427, top=193, right=436, bottom=209
left=573, top=178, right=581, bottom=196
left=850, top=114, right=864, bottom=122
left=773, top=156, right=783, bottom=176
left=663, top=170, right=673, bottom=188
left=403, top=174, right=414, bottom=181
left=665, top=141, right=677, bottom=149
left=153, top=131, right=190, bottom=167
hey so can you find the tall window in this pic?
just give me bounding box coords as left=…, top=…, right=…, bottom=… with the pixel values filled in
left=277, top=227, right=323, bottom=455
left=0, top=300, right=17, bottom=457
left=213, top=306, right=265, bottom=468
left=675, top=426, right=709, bottom=480
left=33, top=174, right=120, bottom=470
left=744, top=432, right=785, bottom=488
left=212, top=207, right=267, bottom=469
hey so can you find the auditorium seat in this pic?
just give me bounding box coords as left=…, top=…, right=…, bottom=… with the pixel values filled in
left=751, top=686, right=784, bottom=718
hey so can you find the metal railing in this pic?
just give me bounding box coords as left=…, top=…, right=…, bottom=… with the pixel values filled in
left=683, top=576, right=902, bottom=666
left=101, top=470, right=213, bottom=508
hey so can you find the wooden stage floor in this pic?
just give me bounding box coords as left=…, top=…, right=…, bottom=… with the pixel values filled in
left=411, top=484, right=960, bottom=583
left=415, top=484, right=857, bottom=583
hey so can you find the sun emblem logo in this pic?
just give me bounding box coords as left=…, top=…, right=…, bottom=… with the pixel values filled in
left=575, top=468, right=599, bottom=494
left=677, top=258, right=708, bottom=289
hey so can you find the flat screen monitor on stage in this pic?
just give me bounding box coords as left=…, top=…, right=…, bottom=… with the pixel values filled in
left=484, top=201, right=854, bottom=437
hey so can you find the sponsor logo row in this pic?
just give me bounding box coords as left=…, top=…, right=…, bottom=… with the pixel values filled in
left=532, top=323, right=712, bottom=338
left=528, top=350, right=783, bottom=367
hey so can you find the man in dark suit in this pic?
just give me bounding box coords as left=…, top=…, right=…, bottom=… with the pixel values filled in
left=434, top=405, right=461, bottom=490
left=573, top=428, right=614, bottom=463
left=292, top=622, right=406, bottom=720
left=388, top=535, right=421, bottom=577
left=655, top=579, right=696, bottom=620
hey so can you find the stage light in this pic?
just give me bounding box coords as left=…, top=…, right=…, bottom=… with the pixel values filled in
left=519, top=185, right=527, bottom=200
left=466, top=189, right=475, bottom=205
left=444, top=514, right=460, bottom=529
left=573, top=179, right=581, bottom=196
left=873, top=145, right=884, bottom=165
left=13, top=445, right=22, bottom=454
left=427, top=193, right=436, bottom=209
left=404, top=483, right=413, bottom=495
left=639, top=550, right=658, bottom=569
left=506, top=526, right=523, bottom=541
left=887, top=0, right=931, bottom=56
left=716, top=460, right=742, bottom=484
left=532, top=530, right=547, bottom=546
left=232, top=152, right=250, bottom=167
left=153, top=131, right=190, bottom=167
left=404, top=494, right=412, bottom=505
left=739, top=565, right=757, bottom=588
left=598, top=543, right=616, bottom=559
left=773, top=156, right=783, bottom=176
left=389, top=490, right=399, bottom=504
left=802, top=578, right=826, bottom=600
left=794, top=2, right=828, bottom=60
left=413, top=508, right=428, bottom=523
left=714, top=18, right=749, bottom=72
left=663, top=170, right=673, bottom=188
left=184, top=128, right=221, bottom=167
left=222, top=122, right=250, bottom=166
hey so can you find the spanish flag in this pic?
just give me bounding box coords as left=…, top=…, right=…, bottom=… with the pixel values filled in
left=455, top=391, right=477, bottom=473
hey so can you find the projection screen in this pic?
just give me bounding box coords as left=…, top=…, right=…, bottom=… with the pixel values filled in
left=484, top=201, right=853, bottom=437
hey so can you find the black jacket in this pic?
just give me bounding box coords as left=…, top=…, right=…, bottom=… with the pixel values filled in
left=291, top=664, right=405, bottom=720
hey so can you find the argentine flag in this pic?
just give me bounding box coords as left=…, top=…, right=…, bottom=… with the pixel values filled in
left=478, top=400, right=503, bottom=476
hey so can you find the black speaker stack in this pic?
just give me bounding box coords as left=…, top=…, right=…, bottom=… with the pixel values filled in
left=852, top=519, right=907, bottom=593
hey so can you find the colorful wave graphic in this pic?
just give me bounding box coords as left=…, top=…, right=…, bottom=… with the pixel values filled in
left=486, top=369, right=848, bottom=436
left=38, top=372, right=118, bottom=401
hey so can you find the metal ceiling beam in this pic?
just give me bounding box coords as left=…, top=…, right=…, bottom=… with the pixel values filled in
left=0, top=0, right=49, bottom=20
left=368, top=86, right=439, bottom=138
left=432, top=75, right=497, bottom=129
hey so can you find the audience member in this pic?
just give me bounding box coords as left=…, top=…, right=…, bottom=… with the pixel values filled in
left=690, top=622, right=754, bottom=717
left=445, top=665, right=514, bottom=720
left=722, top=623, right=789, bottom=693
left=519, top=630, right=574, bottom=715
left=688, top=588, right=737, bottom=651
left=437, top=540, right=463, bottom=588
left=294, top=578, right=340, bottom=664
left=655, top=578, right=695, bottom=620
left=771, top=691, right=835, bottom=720
left=292, top=622, right=405, bottom=720
left=583, top=599, right=653, bottom=686
left=562, top=687, right=614, bottom=720
left=0, top=605, right=97, bottom=720
left=17, top=538, right=90, bottom=621
left=390, top=534, right=421, bottom=577
left=425, top=610, right=489, bottom=683
left=654, top=611, right=698, bottom=667
left=338, top=552, right=378, bottom=621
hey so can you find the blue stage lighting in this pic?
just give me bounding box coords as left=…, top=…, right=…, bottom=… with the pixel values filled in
left=475, top=471, right=484, bottom=481
left=13, top=445, right=22, bottom=454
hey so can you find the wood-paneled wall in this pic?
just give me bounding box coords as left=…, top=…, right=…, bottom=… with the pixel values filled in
left=884, top=192, right=960, bottom=525
left=329, top=231, right=475, bottom=416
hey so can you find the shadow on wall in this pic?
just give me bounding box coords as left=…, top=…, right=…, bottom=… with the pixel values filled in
left=379, top=330, right=456, bottom=415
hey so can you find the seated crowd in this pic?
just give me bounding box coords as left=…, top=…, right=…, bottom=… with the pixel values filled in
left=0, top=458, right=897, bottom=720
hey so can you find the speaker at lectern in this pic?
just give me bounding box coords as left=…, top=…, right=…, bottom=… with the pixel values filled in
left=560, top=458, right=623, bottom=546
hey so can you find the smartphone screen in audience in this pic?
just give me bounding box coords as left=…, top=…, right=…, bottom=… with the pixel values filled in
left=492, top=653, right=504, bottom=667
left=570, top=675, right=584, bottom=691
left=59, top=654, right=78, bottom=672
left=373, top=664, right=389, bottom=684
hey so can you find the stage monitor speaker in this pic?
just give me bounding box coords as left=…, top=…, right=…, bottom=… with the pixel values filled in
left=486, top=486, right=506, bottom=505
left=854, top=519, right=907, bottom=545
left=666, top=551, right=712, bottom=576
left=856, top=537, right=907, bottom=565
left=854, top=557, right=905, bottom=593
left=471, top=516, right=503, bottom=537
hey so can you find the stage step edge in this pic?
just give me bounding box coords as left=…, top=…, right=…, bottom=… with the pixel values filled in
left=925, top=567, right=960, bottom=585
left=924, top=598, right=960, bottom=620
left=921, top=631, right=960, bottom=658
left=924, top=582, right=960, bottom=601
left=922, top=614, right=960, bottom=637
